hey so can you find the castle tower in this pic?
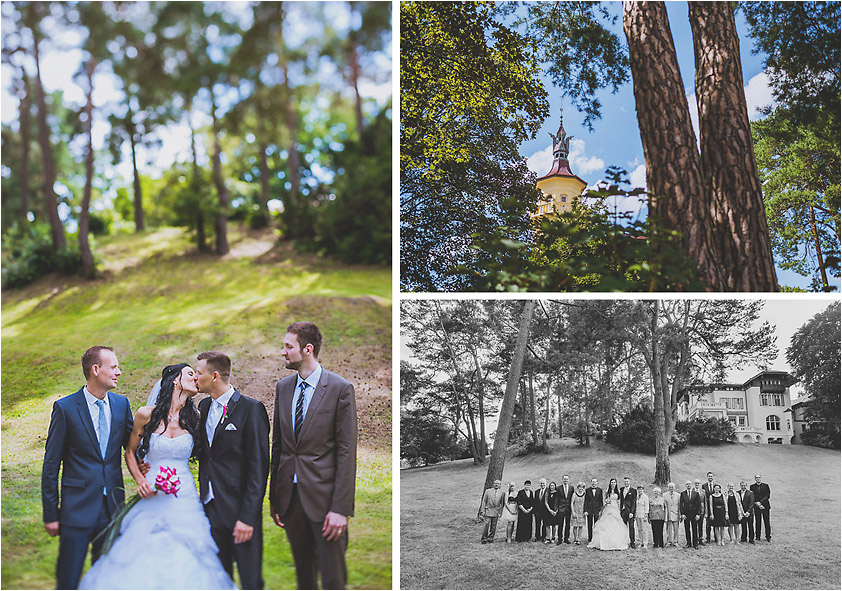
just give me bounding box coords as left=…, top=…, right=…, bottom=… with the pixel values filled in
left=533, top=105, right=587, bottom=219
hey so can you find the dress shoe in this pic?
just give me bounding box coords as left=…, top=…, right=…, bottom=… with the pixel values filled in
left=564, top=540, right=571, bottom=544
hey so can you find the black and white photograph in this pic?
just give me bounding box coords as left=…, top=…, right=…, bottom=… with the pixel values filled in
left=400, top=298, right=841, bottom=589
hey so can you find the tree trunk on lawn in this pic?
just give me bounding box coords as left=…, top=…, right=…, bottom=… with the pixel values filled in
left=186, top=96, right=208, bottom=252
left=19, top=72, right=32, bottom=220
left=808, top=205, right=830, bottom=290
left=542, top=375, right=551, bottom=452
left=282, top=61, right=300, bottom=217
left=79, top=59, right=96, bottom=278
left=471, top=350, right=488, bottom=458
left=480, top=301, right=535, bottom=510
left=529, top=368, right=538, bottom=447
left=209, top=86, right=230, bottom=256
left=688, top=1, right=778, bottom=292
left=347, top=1, right=365, bottom=134
left=622, top=1, right=722, bottom=291
left=33, top=31, right=65, bottom=250
left=557, top=379, right=563, bottom=438
left=583, top=371, right=590, bottom=448
left=129, top=123, right=145, bottom=232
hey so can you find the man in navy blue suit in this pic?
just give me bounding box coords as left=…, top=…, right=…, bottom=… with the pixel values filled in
left=41, top=346, right=133, bottom=589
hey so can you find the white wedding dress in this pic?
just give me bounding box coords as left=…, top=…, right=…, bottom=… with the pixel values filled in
left=587, top=493, right=630, bottom=550
left=79, top=433, right=236, bottom=590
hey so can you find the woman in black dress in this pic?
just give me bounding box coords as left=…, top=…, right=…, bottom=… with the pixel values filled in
left=515, top=480, right=534, bottom=542
left=709, top=483, right=727, bottom=546
left=544, top=481, right=560, bottom=543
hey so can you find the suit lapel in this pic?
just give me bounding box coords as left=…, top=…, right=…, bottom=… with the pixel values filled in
left=75, top=389, right=101, bottom=454
left=279, top=377, right=296, bottom=448
left=298, top=370, right=329, bottom=444
left=199, top=397, right=211, bottom=449
left=105, top=392, right=122, bottom=458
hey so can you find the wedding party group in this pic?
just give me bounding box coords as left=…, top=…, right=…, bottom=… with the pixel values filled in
left=40, top=322, right=357, bottom=590
left=480, top=471, right=773, bottom=551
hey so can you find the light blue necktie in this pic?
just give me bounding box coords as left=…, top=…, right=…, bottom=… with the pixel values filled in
left=95, top=399, right=108, bottom=458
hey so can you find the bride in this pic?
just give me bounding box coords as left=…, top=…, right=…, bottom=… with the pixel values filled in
left=80, top=364, right=236, bottom=590
left=587, top=478, right=630, bottom=551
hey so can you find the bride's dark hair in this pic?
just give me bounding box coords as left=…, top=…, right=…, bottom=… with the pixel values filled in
left=136, top=363, right=200, bottom=462
left=606, top=478, right=619, bottom=496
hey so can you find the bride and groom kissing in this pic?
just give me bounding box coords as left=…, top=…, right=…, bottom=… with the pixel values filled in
left=41, top=321, right=357, bottom=590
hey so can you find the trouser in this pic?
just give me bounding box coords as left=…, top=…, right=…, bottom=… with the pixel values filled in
left=635, top=517, right=648, bottom=547
left=683, top=517, right=699, bottom=547
left=534, top=512, right=544, bottom=540
left=280, top=486, right=348, bottom=590
left=206, top=499, right=265, bottom=590
left=56, top=497, right=110, bottom=590
left=559, top=510, right=571, bottom=541
left=705, top=513, right=713, bottom=541
left=666, top=520, right=680, bottom=545
left=650, top=519, right=665, bottom=548
left=754, top=506, right=771, bottom=541
left=625, top=514, right=636, bottom=544
left=587, top=513, right=599, bottom=541
left=741, top=513, right=755, bottom=541
left=694, top=516, right=704, bottom=544
left=481, top=515, right=499, bottom=542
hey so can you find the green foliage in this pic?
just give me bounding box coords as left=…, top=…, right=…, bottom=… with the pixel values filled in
left=400, top=0, right=548, bottom=290
left=400, top=408, right=457, bottom=467
left=310, top=108, right=391, bottom=266
left=752, top=107, right=840, bottom=291
left=786, top=301, right=841, bottom=431
left=799, top=427, right=841, bottom=450
left=675, top=416, right=736, bottom=446
left=1, top=223, right=88, bottom=288
left=605, top=403, right=687, bottom=454
left=462, top=168, right=707, bottom=291
left=87, top=210, right=114, bottom=236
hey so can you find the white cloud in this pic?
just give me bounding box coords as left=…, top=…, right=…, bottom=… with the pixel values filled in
left=525, top=144, right=554, bottom=177
left=525, top=138, right=604, bottom=179
left=629, top=163, right=646, bottom=189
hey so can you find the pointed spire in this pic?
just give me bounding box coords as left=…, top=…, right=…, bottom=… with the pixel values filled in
left=549, top=103, right=572, bottom=161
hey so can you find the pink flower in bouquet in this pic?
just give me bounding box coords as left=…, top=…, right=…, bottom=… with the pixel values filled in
left=154, top=466, right=180, bottom=497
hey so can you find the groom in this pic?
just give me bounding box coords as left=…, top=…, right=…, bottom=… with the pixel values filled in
left=41, top=346, right=133, bottom=589
left=196, top=351, right=270, bottom=590
left=270, top=321, right=357, bottom=590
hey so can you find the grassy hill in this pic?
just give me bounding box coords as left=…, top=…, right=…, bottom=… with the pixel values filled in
left=1, top=225, right=391, bottom=589
left=400, top=438, right=840, bottom=589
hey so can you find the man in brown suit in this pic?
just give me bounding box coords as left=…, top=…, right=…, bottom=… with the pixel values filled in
left=269, top=322, right=357, bottom=590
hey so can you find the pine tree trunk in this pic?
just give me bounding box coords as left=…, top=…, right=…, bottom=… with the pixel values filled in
left=808, top=205, right=830, bottom=290
left=19, top=73, right=31, bottom=220
left=481, top=301, right=535, bottom=500
left=529, top=368, right=538, bottom=447
left=542, top=375, right=551, bottom=452
left=32, top=33, right=65, bottom=249
left=649, top=301, right=671, bottom=486
left=79, top=60, right=96, bottom=278
left=186, top=97, right=208, bottom=252
left=282, top=62, right=300, bottom=213
left=471, top=351, right=489, bottom=458
left=688, top=1, right=778, bottom=292
left=622, top=1, right=722, bottom=290
left=557, top=380, right=563, bottom=438
left=209, top=86, right=230, bottom=256
left=129, top=126, right=145, bottom=232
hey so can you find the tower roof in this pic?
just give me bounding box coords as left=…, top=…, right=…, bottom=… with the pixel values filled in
left=538, top=104, right=586, bottom=186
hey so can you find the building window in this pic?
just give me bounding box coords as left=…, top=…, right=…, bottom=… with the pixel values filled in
left=561, top=195, right=567, bottom=203
left=802, top=424, right=807, bottom=432
left=736, top=398, right=744, bottom=409
left=729, top=417, right=736, bottom=425
left=738, top=416, right=746, bottom=426
left=787, top=419, right=791, bottom=431
left=772, top=393, right=783, bottom=406
left=760, top=393, right=770, bottom=406
left=766, top=415, right=780, bottom=431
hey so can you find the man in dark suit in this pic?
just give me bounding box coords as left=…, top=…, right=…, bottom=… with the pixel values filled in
left=583, top=478, right=603, bottom=542
left=620, top=477, right=638, bottom=548
left=701, top=471, right=718, bottom=544
left=750, top=474, right=772, bottom=542
left=534, top=478, right=547, bottom=542
left=197, top=351, right=270, bottom=590
left=270, top=322, right=357, bottom=590
left=738, top=480, right=755, bottom=543
left=679, top=480, right=703, bottom=549
left=41, top=346, right=133, bottom=589
left=557, top=474, right=574, bottom=544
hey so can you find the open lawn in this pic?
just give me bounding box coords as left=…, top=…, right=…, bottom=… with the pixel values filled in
left=400, top=438, right=841, bottom=589
left=1, top=225, right=392, bottom=589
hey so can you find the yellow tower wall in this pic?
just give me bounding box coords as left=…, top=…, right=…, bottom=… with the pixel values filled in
left=534, top=175, right=587, bottom=217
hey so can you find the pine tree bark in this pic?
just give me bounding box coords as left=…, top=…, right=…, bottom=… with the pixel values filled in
left=186, top=96, right=208, bottom=252
left=79, top=59, right=96, bottom=278
left=688, top=1, right=778, bottom=291
left=19, top=72, right=31, bottom=220
left=209, top=86, right=230, bottom=256
left=528, top=368, right=538, bottom=447
left=622, top=1, right=722, bottom=291
left=32, top=31, right=66, bottom=249
left=808, top=206, right=830, bottom=290
left=348, top=1, right=364, bottom=134
left=481, top=301, right=535, bottom=499
left=128, top=120, right=145, bottom=232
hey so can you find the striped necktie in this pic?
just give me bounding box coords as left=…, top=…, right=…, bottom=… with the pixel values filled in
left=295, top=382, right=307, bottom=441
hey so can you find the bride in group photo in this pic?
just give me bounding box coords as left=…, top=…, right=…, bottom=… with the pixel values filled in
left=80, top=363, right=236, bottom=589
left=587, top=478, right=630, bottom=551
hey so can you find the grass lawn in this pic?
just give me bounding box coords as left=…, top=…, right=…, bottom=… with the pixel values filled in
left=400, top=438, right=841, bottom=589
left=1, top=225, right=392, bottom=589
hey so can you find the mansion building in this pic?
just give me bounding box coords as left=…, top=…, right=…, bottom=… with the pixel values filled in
left=677, top=370, right=798, bottom=445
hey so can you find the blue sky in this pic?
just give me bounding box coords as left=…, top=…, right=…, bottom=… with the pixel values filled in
left=515, top=2, right=829, bottom=291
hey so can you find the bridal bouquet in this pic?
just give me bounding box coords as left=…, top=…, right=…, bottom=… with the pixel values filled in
left=94, top=466, right=181, bottom=555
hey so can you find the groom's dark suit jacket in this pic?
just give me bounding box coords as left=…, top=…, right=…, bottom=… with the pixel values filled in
left=269, top=368, right=357, bottom=522
left=198, top=389, right=270, bottom=530
left=620, top=486, right=638, bottom=520
left=41, top=388, right=133, bottom=527
left=584, top=486, right=604, bottom=515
